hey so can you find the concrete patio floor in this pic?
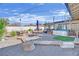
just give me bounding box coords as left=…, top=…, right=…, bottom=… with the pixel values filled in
left=0, top=44, right=79, bottom=56
left=0, top=33, right=79, bottom=56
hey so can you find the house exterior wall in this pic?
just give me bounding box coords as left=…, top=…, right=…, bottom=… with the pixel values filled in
left=67, top=20, right=79, bottom=31
left=48, top=20, right=79, bottom=31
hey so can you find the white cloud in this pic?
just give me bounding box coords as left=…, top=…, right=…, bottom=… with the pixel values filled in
left=50, top=9, right=70, bottom=16
left=8, top=9, right=70, bottom=24
left=32, top=16, right=46, bottom=21
left=0, top=9, right=9, bottom=14
left=32, top=3, right=45, bottom=5
left=8, top=13, right=47, bottom=24
left=8, top=16, right=20, bottom=22
left=57, top=11, right=69, bottom=16
left=18, top=13, right=46, bottom=21
left=0, top=10, right=9, bottom=14
left=0, top=9, right=10, bottom=14
left=37, top=3, right=45, bottom=5
left=13, top=12, right=19, bottom=15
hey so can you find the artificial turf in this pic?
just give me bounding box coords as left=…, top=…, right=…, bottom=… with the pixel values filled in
left=53, top=36, right=75, bottom=42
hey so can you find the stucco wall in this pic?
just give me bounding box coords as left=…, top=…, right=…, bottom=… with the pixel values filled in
left=6, top=26, right=44, bottom=32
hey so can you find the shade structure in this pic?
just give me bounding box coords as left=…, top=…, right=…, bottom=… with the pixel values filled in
left=65, top=3, right=79, bottom=20
left=65, top=3, right=79, bottom=38
left=36, top=20, right=39, bottom=31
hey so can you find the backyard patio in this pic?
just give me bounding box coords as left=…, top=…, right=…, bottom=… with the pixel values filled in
left=0, top=33, right=79, bottom=56
left=0, top=3, right=79, bottom=56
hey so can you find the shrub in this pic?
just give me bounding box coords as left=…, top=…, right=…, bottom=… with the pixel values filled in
left=28, top=28, right=33, bottom=32
left=10, top=31, right=17, bottom=37
left=0, top=29, right=5, bottom=41
left=0, top=18, right=8, bottom=41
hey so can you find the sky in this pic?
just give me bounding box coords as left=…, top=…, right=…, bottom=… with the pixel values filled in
left=0, top=3, right=70, bottom=25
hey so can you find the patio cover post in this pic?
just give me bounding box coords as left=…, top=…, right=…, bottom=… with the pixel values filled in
left=76, top=24, right=79, bottom=38
left=69, top=16, right=72, bottom=34
left=65, top=16, right=68, bottom=30
left=53, top=16, right=55, bottom=30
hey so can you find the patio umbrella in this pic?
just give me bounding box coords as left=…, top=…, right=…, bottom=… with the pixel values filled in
left=36, top=20, right=39, bottom=31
